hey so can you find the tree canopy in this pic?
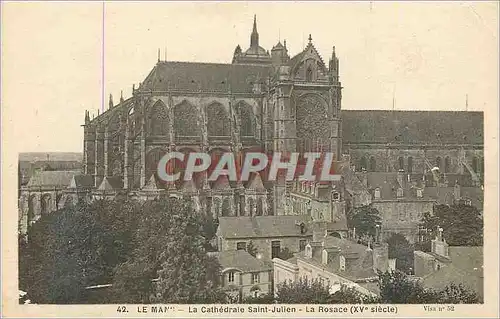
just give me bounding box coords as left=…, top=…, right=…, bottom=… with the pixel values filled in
left=347, top=204, right=382, bottom=240
left=419, top=203, right=483, bottom=248
left=385, top=233, right=414, bottom=274
left=19, top=197, right=226, bottom=304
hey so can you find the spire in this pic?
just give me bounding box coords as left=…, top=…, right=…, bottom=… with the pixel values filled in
left=308, top=34, right=312, bottom=44
left=157, top=48, right=160, bottom=62
left=120, top=90, right=124, bottom=103
left=250, top=14, right=259, bottom=48
left=109, top=94, right=113, bottom=109
left=85, top=110, right=90, bottom=124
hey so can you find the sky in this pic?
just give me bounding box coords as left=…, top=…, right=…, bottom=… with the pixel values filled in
left=2, top=1, right=498, bottom=152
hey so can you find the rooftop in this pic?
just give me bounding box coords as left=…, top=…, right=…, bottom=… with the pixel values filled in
left=218, top=215, right=312, bottom=239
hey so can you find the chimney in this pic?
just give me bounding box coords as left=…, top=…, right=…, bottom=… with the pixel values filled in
left=372, top=242, right=389, bottom=273
left=431, top=226, right=449, bottom=258
left=311, top=241, right=324, bottom=259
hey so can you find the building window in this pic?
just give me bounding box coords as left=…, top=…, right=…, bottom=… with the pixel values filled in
left=398, top=157, right=404, bottom=171
left=374, top=188, right=381, bottom=199
left=251, top=273, right=260, bottom=284
left=407, top=156, right=413, bottom=173
left=436, top=156, right=442, bottom=170
left=444, top=156, right=451, bottom=173
left=306, top=67, right=313, bottom=82
left=472, top=156, right=478, bottom=173
left=360, top=156, right=367, bottom=171
left=299, top=240, right=307, bottom=251
left=369, top=156, right=376, bottom=172
left=228, top=272, right=235, bottom=283
left=271, top=241, right=281, bottom=259
left=236, top=242, right=246, bottom=250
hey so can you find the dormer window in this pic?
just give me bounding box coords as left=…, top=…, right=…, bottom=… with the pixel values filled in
left=374, top=188, right=381, bottom=199
left=305, top=244, right=312, bottom=259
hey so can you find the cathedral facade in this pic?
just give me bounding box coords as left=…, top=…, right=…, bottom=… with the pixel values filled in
left=19, top=16, right=484, bottom=242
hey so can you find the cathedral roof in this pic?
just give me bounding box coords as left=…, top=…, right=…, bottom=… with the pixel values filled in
left=341, top=110, right=483, bottom=145
left=27, top=170, right=80, bottom=188
left=141, top=61, right=272, bottom=93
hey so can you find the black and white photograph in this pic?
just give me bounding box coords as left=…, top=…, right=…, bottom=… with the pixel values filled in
left=2, top=1, right=498, bottom=318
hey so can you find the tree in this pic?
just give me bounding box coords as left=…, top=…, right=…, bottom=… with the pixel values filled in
left=241, top=294, right=275, bottom=304
left=377, top=270, right=479, bottom=304
left=437, top=283, right=479, bottom=304
left=378, top=270, right=439, bottom=304
left=348, top=205, right=382, bottom=239
left=385, top=233, right=414, bottom=274
left=329, top=285, right=377, bottom=304
left=19, top=199, right=142, bottom=304
left=275, top=277, right=331, bottom=304
left=152, top=199, right=226, bottom=303
left=200, top=214, right=219, bottom=252
left=246, top=240, right=258, bottom=257
left=419, top=204, right=483, bottom=248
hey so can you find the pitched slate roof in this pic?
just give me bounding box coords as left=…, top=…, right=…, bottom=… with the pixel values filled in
left=141, top=61, right=272, bottom=93
left=211, top=250, right=272, bottom=273
left=19, top=152, right=82, bottom=162
left=27, top=170, right=80, bottom=188
left=421, top=246, right=483, bottom=299
left=68, top=175, right=94, bottom=189
left=97, top=176, right=123, bottom=191
left=218, top=215, right=312, bottom=239
left=341, top=110, right=483, bottom=145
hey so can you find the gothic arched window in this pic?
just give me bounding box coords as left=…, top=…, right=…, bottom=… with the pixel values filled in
left=444, top=156, right=451, bottom=173
left=248, top=198, right=255, bottom=217
left=149, top=100, right=169, bottom=136
left=207, top=103, right=230, bottom=137
left=369, top=156, right=376, bottom=172
left=174, top=102, right=199, bottom=137
left=240, top=103, right=255, bottom=137
left=306, top=67, right=313, bottom=82
left=436, top=156, right=442, bottom=170
left=360, top=156, right=368, bottom=171
left=472, top=156, right=478, bottom=173
left=407, top=156, right=413, bottom=173
left=398, top=157, right=404, bottom=171
left=222, top=198, right=232, bottom=217
left=256, top=198, right=264, bottom=216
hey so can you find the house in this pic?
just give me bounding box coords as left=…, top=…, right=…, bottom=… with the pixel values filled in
left=273, top=227, right=394, bottom=297
left=413, top=228, right=483, bottom=301
left=209, top=250, right=273, bottom=302
left=216, top=215, right=314, bottom=260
